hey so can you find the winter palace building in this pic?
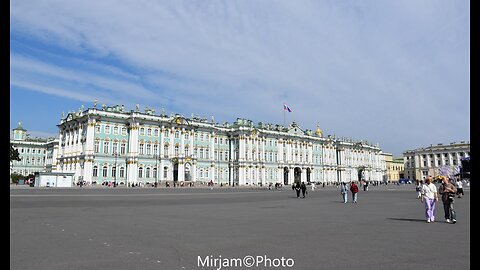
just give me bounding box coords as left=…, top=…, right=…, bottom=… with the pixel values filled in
left=12, top=103, right=387, bottom=186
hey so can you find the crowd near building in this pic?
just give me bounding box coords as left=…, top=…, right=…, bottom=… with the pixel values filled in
left=403, top=142, right=470, bottom=181
left=11, top=103, right=389, bottom=186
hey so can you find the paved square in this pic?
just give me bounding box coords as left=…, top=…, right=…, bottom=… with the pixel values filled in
left=10, top=185, right=469, bottom=270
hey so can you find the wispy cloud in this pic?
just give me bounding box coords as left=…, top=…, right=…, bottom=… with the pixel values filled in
left=10, top=0, right=470, bottom=156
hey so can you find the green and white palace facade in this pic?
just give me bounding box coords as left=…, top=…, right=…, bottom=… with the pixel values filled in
left=51, top=104, right=386, bottom=186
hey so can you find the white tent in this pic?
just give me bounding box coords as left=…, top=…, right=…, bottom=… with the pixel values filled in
left=34, top=172, right=74, bottom=187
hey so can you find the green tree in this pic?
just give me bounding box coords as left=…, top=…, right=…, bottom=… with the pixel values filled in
left=10, top=145, right=21, bottom=162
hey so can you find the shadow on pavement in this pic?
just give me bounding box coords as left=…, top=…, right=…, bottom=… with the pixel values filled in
left=387, top=218, right=427, bottom=223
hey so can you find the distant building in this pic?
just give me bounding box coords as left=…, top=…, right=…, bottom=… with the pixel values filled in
left=10, top=122, right=59, bottom=178
left=382, top=153, right=404, bottom=182
left=403, top=142, right=470, bottom=181
left=55, top=103, right=387, bottom=186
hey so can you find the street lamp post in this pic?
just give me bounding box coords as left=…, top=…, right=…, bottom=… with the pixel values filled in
left=113, top=150, right=119, bottom=187
left=153, top=154, right=159, bottom=187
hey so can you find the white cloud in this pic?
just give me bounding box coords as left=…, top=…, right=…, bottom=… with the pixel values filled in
left=10, top=0, right=470, bottom=156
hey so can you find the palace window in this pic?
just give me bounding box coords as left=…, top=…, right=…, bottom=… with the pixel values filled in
left=105, top=125, right=110, bottom=134
left=154, top=129, right=159, bottom=137
left=164, top=167, right=168, bottom=178
left=95, top=125, right=100, bottom=133
left=103, top=141, right=109, bottom=154
left=94, top=141, right=100, bottom=153
left=112, top=166, right=116, bottom=178
left=113, top=126, right=119, bottom=135
left=120, top=167, right=125, bottom=178
left=164, top=145, right=169, bottom=157
left=175, top=146, right=179, bottom=156
left=140, top=128, right=145, bottom=136
left=153, top=144, right=158, bottom=155
left=93, top=166, right=98, bottom=177
left=103, top=166, right=108, bottom=177
left=112, top=142, right=118, bottom=154
left=121, top=143, right=126, bottom=155
left=146, top=167, right=150, bottom=178
left=185, top=147, right=189, bottom=156
left=122, top=127, right=127, bottom=135
left=139, top=143, right=144, bottom=155
left=146, top=144, right=151, bottom=155
left=153, top=168, right=157, bottom=179
left=138, top=167, right=143, bottom=178
left=175, top=131, right=180, bottom=138
left=147, top=128, right=152, bottom=136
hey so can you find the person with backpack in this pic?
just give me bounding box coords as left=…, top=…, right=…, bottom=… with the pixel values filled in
left=350, top=181, right=359, bottom=203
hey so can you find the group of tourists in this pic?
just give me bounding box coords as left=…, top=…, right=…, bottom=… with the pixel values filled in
left=420, top=175, right=461, bottom=224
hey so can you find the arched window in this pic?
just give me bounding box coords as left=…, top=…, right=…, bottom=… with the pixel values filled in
left=153, top=167, right=157, bottom=180
left=146, top=144, right=151, bottom=155
left=93, top=166, right=98, bottom=177
left=163, top=167, right=168, bottom=178
left=175, top=145, right=179, bottom=156
left=112, top=166, right=116, bottom=178
left=103, top=166, right=108, bottom=177
left=138, top=167, right=143, bottom=178
left=103, top=141, right=109, bottom=154
left=120, top=167, right=125, bottom=178
left=146, top=167, right=150, bottom=178
left=164, top=145, right=169, bottom=157
left=94, top=141, right=99, bottom=153
left=199, top=168, right=204, bottom=178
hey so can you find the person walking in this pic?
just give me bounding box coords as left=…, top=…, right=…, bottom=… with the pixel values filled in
left=350, top=181, right=359, bottom=203
left=300, top=182, right=307, bottom=198
left=340, top=182, right=348, bottom=203
left=415, top=180, right=422, bottom=198
left=438, top=176, right=457, bottom=224
left=456, top=177, right=464, bottom=198
left=294, top=182, right=301, bottom=198
left=420, top=176, right=438, bottom=223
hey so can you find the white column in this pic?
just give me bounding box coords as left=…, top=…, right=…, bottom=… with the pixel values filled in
left=261, top=138, right=265, bottom=162
left=180, top=128, right=185, bottom=156
left=278, top=140, right=283, bottom=163
left=158, top=126, right=165, bottom=158
left=192, top=162, right=197, bottom=182
left=190, top=130, right=194, bottom=157
left=210, top=132, right=215, bottom=161
left=83, top=120, right=96, bottom=183
left=239, top=165, right=245, bottom=185
left=239, top=136, right=245, bottom=161
left=169, top=127, right=174, bottom=157
left=127, top=122, right=139, bottom=185
left=179, top=161, right=185, bottom=182
left=160, top=160, right=165, bottom=181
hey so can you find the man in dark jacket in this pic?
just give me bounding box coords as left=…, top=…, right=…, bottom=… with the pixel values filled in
left=294, top=182, right=301, bottom=198
left=300, top=182, right=307, bottom=198
left=350, top=181, right=359, bottom=203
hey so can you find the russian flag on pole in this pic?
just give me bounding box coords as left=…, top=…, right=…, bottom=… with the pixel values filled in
left=284, top=104, right=292, bottom=112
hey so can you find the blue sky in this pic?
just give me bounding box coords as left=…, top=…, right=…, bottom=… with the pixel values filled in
left=10, top=1, right=469, bottom=157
